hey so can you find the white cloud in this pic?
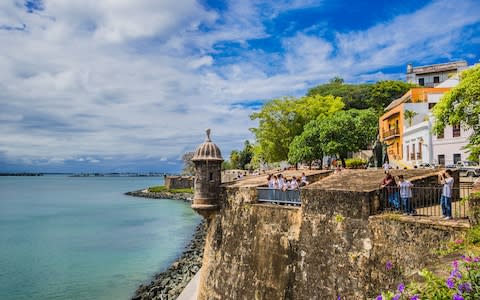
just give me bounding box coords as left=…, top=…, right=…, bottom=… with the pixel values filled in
left=0, top=0, right=478, bottom=171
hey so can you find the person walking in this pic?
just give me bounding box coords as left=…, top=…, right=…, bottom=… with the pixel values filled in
left=397, top=175, right=414, bottom=215
left=439, top=170, right=454, bottom=220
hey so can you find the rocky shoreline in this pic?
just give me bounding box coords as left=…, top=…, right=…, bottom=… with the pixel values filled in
left=126, top=188, right=205, bottom=300
left=125, top=190, right=193, bottom=201
left=132, top=220, right=207, bottom=300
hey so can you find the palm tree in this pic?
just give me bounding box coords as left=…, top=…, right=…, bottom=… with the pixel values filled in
left=404, top=110, right=418, bottom=127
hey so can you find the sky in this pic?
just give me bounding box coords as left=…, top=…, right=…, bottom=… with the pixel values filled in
left=0, top=0, right=479, bottom=173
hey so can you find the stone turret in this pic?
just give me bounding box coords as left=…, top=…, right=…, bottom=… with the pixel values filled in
left=191, top=129, right=223, bottom=218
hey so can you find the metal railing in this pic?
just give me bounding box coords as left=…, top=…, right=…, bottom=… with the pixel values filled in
left=378, top=185, right=472, bottom=218
left=257, top=187, right=301, bottom=205
left=383, top=128, right=400, bottom=139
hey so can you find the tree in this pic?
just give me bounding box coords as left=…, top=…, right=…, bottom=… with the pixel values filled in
left=329, top=76, right=344, bottom=84
left=250, top=95, right=344, bottom=163
left=404, top=109, right=418, bottom=127
left=307, top=80, right=372, bottom=110
left=433, top=65, right=480, bottom=161
left=367, top=80, right=417, bottom=112
left=307, top=79, right=414, bottom=112
left=288, top=121, right=323, bottom=169
left=181, top=152, right=195, bottom=175
left=238, top=140, right=254, bottom=170
left=229, top=150, right=240, bottom=169
left=314, top=109, right=378, bottom=167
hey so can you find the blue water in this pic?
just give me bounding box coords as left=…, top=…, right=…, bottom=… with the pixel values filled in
left=0, top=175, right=201, bottom=300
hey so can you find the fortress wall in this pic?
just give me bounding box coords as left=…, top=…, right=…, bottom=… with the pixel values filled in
left=196, top=170, right=468, bottom=300
left=197, top=186, right=302, bottom=300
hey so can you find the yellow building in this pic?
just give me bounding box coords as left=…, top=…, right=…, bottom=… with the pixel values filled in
left=379, top=88, right=451, bottom=163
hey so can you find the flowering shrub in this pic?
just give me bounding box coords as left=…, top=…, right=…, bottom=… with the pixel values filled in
left=377, top=256, right=480, bottom=300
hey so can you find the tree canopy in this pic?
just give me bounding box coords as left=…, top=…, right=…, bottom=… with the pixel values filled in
left=307, top=78, right=415, bottom=111
left=250, top=95, right=344, bottom=163
left=307, top=80, right=372, bottom=110
left=433, top=65, right=480, bottom=161
left=298, top=109, right=378, bottom=166
left=288, top=121, right=323, bottom=167
left=367, top=80, right=417, bottom=111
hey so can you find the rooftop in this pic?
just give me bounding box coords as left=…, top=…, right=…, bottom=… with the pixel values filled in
left=407, top=61, right=467, bottom=75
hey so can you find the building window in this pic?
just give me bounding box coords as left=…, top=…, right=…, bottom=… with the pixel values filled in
left=438, top=155, right=445, bottom=166
left=428, top=103, right=436, bottom=109
left=209, top=172, right=213, bottom=181
left=412, top=144, right=416, bottom=160
left=406, top=145, right=410, bottom=161
left=433, top=76, right=440, bottom=83
left=437, top=128, right=444, bottom=139
left=453, top=154, right=461, bottom=164
left=418, top=78, right=425, bottom=86
left=453, top=123, right=461, bottom=137
left=418, top=141, right=422, bottom=160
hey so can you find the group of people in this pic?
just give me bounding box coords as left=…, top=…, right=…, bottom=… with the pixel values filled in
left=267, top=172, right=309, bottom=191
left=380, top=169, right=455, bottom=219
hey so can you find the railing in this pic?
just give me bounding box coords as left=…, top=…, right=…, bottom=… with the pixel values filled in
left=383, top=128, right=400, bottom=139
left=378, top=185, right=472, bottom=218
left=257, top=187, right=301, bottom=206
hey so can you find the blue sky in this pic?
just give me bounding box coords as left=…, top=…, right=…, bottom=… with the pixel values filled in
left=0, top=0, right=479, bottom=173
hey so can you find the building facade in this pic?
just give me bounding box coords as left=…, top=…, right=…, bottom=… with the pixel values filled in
left=428, top=87, right=472, bottom=166
left=406, top=61, right=467, bottom=87
left=395, top=75, right=473, bottom=167
left=379, top=88, right=450, bottom=164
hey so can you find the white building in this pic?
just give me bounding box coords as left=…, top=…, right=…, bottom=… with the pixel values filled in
left=402, top=104, right=432, bottom=167
left=406, top=61, right=467, bottom=87
left=402, top=75, right=473, bottom=167
left=428, top=81, right=472, bottom=166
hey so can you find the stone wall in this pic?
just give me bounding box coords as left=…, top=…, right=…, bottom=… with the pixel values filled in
left=164, top=176, right=193, bottom=189
left=198, top=186, right=302, bottom=300
left=293, top=189, right=374, bottom=299
left=196, top=170, right=469, bottom=299
left=368, top=216, right=466, bottom=295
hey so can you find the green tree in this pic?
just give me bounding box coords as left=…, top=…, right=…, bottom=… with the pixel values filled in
left=250, top=95, right=344, bottom=163
left=367, top=80, right=417, bottom=112
left=404, top=109, right=418, bottom=127
left=307, top=79, right=372, bottom=110
left=288, top=121, right=323, bottom=169
left=238, top=140, right=254, bottom=170
left=315, top=109, right=378, bottom=167
left=433, top=65, right=480, bottom=161
left=181, top=152, right=195, bottom=175
left=229, top=150, right=240, bottom=169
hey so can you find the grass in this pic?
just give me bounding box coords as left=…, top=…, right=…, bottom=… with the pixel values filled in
left=148, top=185, right=193, bottom=194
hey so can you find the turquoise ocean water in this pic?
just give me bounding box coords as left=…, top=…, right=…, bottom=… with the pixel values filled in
left=0, top=175, right=201, bottom=300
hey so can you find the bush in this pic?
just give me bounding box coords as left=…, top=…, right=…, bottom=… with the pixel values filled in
left=148, top=185, right=167, bottom=192
left=376, top=256, right=480, bottom=300
left=345, top=158, right=367, bottom=169
left=147, top=186, right=192, bottom=193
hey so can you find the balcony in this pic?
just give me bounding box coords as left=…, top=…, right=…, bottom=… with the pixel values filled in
left=383, top=128, right=400, bottom=140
